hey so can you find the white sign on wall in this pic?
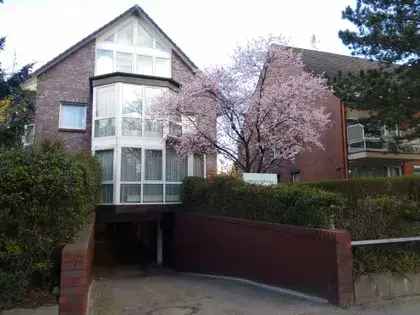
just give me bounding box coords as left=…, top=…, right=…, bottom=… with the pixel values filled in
left=242, top=173, right=278, bottom=186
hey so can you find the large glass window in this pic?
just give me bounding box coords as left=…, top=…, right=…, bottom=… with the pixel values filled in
left=95, top=21, right=171, bottom=77
left=116, top=52, right=133, bottom=73
left=59, top=103, right=86, bottom=130
left=166, top=148, right=187, bottom=182
left=155, top=57, right=171, bottom=77
left=120, top=148, right=141, bottom=203
left=116, top=23, right=133, bottom=45
left=92, top=83, right=205, bottom=205
left=165, top=148, right=187, bottom=202
left=136, top=24, right=153, bottom=48
left=95, top=86, right=116, bottom=137
left=145, top=150, right=162, bottom=180
left=96, top=50, right=114, bottom=75
left=96, top=150, right=114, bottom=203
left=193, top=154, right=205, bottom=177
left=137, top=55, right=153, bottom=75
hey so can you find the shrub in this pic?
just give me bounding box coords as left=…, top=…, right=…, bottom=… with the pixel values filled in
left=182, top=176, right=342, bottom=228
left=299, top=176, right=420, bottom=205
left=0, top=142, right=101, bottom=309
left=183, top=176, right=420, bottom=277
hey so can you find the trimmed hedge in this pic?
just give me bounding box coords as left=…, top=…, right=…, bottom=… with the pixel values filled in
left=301, top=177, right=420, bottom=276
left=299, top=176, right=420, bottom=204
left=0, top=142, right=101, bottom=309
left=182, top=176, right=342, bottom=228
left=182, top=176, right=420, bottom=276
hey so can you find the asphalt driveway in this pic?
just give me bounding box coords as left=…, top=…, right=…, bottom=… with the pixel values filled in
left=89, top=266, right=420, bottom=315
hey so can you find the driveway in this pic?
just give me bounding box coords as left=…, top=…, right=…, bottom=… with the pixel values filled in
left=90, top=266, right=420, bottom=315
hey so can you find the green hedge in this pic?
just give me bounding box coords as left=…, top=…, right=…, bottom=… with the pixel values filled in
left=301, top=177, right=420, bottom=276
left=299, top=176, right=420, bottom=204
left=0, top=142, right=101, bottom=309
left=182, top=176, right=342, bottom=228
left=182, top=176, right=420, bottom=276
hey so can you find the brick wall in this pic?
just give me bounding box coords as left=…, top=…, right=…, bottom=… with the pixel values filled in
left=35, top=40, right=95, bottom=152
left=175, top=213, right=353, bottom=306
left=60, top=216, right=95, bottom=315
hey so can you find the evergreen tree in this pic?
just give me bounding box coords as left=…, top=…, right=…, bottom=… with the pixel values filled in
left=334, top=0, right=420, bottom=143
left=0, top=1, right=35, bottom=148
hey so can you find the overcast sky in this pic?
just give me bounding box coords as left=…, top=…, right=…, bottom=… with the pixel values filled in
left=0, top=0, right=356, bottom=73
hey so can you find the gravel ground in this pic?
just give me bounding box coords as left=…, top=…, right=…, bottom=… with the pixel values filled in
left=89, top=266, right=420, bottom=315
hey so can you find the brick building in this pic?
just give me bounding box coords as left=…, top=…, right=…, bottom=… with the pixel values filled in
left=271, top=47, right=420, bottom=182
left=22, top=5, right=218, bottom=265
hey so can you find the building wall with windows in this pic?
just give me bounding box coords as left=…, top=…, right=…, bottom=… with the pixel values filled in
left=31, top=9, right=216, bottom=206
left=34, top=40, right=95, bottom=151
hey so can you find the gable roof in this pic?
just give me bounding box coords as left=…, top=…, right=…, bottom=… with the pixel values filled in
left=277, top=46, right=380, bottom=79
left=298, top=48, right=380, bottom=79
left=29, top=5, right=198, bottom=79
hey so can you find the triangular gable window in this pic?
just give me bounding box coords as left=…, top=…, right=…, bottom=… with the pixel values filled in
left=155, top=40, right=169, bottom=53
left=117, top=23, right=134, bottom=45
left=104, top=34, right=115, bottom=43
left=136, top=23, right=153, bottom=48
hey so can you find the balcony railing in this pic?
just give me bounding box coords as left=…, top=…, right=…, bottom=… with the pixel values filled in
left=347, top=124, right=420, bottom=154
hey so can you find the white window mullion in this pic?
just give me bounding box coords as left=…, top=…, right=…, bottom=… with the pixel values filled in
left=187, top=154, right=194, bottom=176
left=141, top=147, right=145, bottom=203
left=114, top=146, right=121, bottom=204
left=163, top=145, right=166, bottom=204
left=204, top=154, right=207, bottom=178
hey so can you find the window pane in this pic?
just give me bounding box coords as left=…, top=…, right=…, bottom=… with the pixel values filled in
left=122, top=85, right=142, bottom=115
left=136, top=24, right=153, bottom=48
left=193, top=154, right=204, bottom=177
left=136, top=55, right=153, bottom=75
left=165, top=184, right=181, bottom=202
left=121, top=148, right=141, bottom=182
left=144, top=120, right=163, bottom=137
left=96, top=49, right=113, bottom=75
left=95, top=119, right=115, bottom=137
left=96, top=86, right=115, bottom=117
left=143, top=184, right=163, bottom=203
left=103, top=34, right=114, bottom=43
left=155, top=57, right=171, bottom=77
left=60, top=104, right=86, bottom=129
left=169, top=121, right=182, bottom=137
left=101, top=184, right=113, bottom=203
left=155, top=40, right=168, bottom=52
left=145, top=150, right=162, bottom=180
left=122, top=118, right=142, bottom=136
left=95, top=150, right=114, bottom=181
left=117, top=23, right=133, bottom=45
left=116, top=52, right=133, bottom=73
left=166, top=148, right=187, bottom=181
left=120, top=184, right=141, bottom=203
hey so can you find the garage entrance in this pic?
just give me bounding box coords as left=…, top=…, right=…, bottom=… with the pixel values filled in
left=95, top=220, right=163, bottom=268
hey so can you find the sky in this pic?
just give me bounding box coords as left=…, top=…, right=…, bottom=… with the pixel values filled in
left=0, top=0, right=357, bottom=73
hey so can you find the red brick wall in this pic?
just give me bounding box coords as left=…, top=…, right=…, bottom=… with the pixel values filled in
left=277, top=96, right=348, bottom=182
left=60, top=216, right=95, bottom=315
left=35, top=41, right=95, bottom=152
left=175, top=213, right=353, bottom=306
left=403, top=160, right=420, bottom=175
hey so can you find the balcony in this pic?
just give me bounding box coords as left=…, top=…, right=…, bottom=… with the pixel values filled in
left=347, top=124, right=420, bottom=160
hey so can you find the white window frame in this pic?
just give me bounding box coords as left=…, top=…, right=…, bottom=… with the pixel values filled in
left=59, top=102, right=87, bottom=130
left=92, top=82, right=207, bottom=205
left=95, top=17, right=172, bottom=78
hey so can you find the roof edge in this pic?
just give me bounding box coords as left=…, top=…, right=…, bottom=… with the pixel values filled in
left=29, top=5, right=198, bottom=80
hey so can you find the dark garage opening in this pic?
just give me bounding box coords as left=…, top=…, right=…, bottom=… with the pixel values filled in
left=95, top=221, right=158, bottom=268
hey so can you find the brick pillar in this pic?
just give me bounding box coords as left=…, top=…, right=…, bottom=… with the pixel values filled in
left=330, top=230, right=354, bottom=306
left=59, top=219, right=95, bottom=315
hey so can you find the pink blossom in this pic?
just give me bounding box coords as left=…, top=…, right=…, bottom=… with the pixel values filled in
left=151, top=36, right=331, bottom=172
